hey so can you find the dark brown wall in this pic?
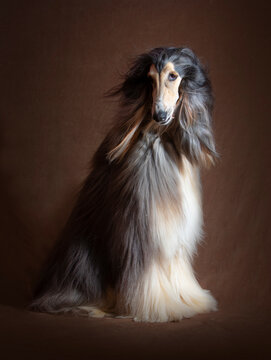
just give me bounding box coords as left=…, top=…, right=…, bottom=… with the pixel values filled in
left=0, top=0, right=270, bottom=314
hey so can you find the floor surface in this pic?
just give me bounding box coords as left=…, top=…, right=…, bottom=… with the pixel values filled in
left=1, top=305, right=270, bottom=360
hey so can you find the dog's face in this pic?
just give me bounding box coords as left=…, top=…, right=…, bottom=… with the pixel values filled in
left=108, top=47, right=217, bottom=165
left=148, top=62, right=182, bottom=125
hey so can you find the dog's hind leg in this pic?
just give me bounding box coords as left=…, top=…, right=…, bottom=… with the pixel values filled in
left=30, top=235, right=105, bottom=315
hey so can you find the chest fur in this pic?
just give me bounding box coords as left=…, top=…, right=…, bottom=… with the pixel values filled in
left=149, top=150, right=203, bottom=259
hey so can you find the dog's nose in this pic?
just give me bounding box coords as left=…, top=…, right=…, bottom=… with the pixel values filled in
left=153, top=110, right=167, bottom=123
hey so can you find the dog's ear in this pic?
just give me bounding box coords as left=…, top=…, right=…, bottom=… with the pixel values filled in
left=177, top=49, right=218, bottom=167
left=105, top=54, right=153, bottom=163
left=106, top=53, right=153, bottom=107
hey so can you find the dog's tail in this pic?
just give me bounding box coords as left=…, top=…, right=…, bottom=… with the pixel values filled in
left=29, top=230, right=104, bottom=313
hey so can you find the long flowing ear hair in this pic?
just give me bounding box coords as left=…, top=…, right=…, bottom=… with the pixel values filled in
left=174, top=48, right=218, bottom=167
left=107, top=53, right=153, bottom=108
left=105, top=53, right=154, bottom=162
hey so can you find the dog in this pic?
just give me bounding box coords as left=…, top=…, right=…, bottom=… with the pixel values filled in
left=30, top=46, right=218, bottom=322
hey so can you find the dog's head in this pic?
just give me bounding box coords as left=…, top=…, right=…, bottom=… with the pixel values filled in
left=108, top=47, right=218, bottom=166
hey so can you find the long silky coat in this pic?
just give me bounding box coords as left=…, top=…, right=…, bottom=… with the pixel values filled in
left=31, top=47, right=218, bottom=322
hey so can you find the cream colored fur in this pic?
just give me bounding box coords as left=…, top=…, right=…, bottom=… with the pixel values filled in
left=125, top=156, right=217, bottom=322
left=74, top=156, right=217, bottom=322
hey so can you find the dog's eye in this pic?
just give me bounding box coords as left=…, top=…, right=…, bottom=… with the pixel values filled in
left=168, top=73, right=178, bottom=81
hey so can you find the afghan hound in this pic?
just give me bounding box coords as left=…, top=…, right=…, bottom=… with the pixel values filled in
left=30, top=46, right=218, bottom=322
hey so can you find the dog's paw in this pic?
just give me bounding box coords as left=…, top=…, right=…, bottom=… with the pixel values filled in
left=74, top=305, right=108, bottom=318
left=185, top=290, right=217, bottom=314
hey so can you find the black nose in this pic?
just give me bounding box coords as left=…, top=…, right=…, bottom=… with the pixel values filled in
left=153, top=110, right=167, bottom=123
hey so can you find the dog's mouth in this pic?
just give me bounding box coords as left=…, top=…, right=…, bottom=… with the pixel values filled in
left=157, top=118, right=172, bottom=126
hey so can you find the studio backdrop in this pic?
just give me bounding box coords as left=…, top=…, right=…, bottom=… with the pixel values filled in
left=0, top=0, right=270, bottom=358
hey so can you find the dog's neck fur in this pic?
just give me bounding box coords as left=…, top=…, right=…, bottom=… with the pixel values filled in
left=107, top=105, right=182, bottom=163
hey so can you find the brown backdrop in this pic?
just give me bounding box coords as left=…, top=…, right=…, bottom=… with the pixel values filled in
left=0, top=0, right=270, bottom=359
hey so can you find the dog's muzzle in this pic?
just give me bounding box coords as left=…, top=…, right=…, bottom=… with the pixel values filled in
left=153, top=110, right=168, bottom=124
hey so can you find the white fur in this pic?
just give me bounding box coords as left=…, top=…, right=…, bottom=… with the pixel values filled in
left=178, top=157, right=204, bottom=254
left=150, top=155, right=202, bottom=259
left=128, top=252, right=216, bottom=322
left=126, top=156, right=217, bottom=322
